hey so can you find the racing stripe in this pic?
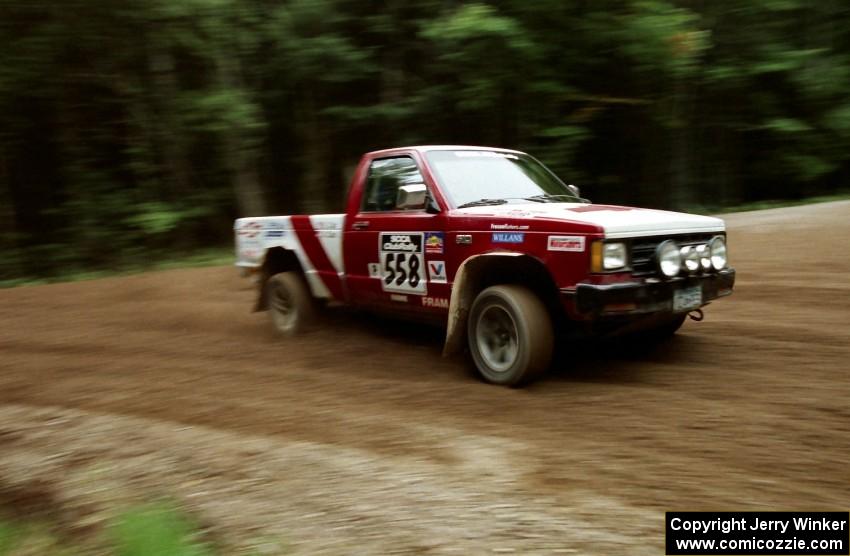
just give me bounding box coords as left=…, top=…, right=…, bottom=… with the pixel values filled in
left=291, top=215, right=346, bottom=301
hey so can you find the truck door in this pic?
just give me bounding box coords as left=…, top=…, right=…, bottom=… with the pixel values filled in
left=343, top=155, right=450, bottom=314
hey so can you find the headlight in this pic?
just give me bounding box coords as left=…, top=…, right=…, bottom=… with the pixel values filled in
left=603, top=242, right=627, bottom=270
left=696, top=244, right=711, bottom=271
left=656, top=240, right=681, bottom=277
left=709, top=236, right=727, bottom=270
left=680, top=245, right=700, bottom=274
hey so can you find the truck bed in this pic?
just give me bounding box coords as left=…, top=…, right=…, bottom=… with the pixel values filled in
left=235, top=214, right=345, bottom=298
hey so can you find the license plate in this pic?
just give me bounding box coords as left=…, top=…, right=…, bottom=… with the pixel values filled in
left=673, top=285, right=702, bottom=312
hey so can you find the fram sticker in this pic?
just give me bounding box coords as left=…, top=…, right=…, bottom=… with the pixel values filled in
left=422, top=297, right=449, bottom=309
left=492, top=232, right=525, bottom=244
left=424, top=232, right=444, bottom=254
left=427, top=261, right=447, bottom=284
left=547, top=235, right=585, bottom=252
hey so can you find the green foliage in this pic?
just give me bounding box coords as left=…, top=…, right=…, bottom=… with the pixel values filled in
left=112, top=505, right=213, bottom=556
left=0, top=521, right=20, bottom=555
left=1, top=0, right=850, bottom=280
left=0, top=504, right=228, bottom=556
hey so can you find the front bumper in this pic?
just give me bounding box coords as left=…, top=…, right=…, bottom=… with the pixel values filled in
left=571, top=268, right=736, bottom=318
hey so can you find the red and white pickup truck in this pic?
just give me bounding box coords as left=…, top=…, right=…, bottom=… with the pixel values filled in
left=235, top=146, right=735, bottom=386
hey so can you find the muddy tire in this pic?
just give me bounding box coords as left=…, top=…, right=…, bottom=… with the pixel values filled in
left=467, top=285, right=554, bottom=387
left=266, top=272, right=316, bottom=335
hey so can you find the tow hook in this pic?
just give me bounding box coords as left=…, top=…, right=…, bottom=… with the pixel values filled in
left=688, top=309, right=704, bottom=322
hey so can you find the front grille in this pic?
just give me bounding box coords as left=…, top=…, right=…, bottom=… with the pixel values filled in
left=629, top=233, right=719, bottom=277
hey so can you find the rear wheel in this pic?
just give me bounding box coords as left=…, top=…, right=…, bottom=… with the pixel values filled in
left=467, top=285, right=554, bottom=386
left=266, top=272, right=316, bottom=335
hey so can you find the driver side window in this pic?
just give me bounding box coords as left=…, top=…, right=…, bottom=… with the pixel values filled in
left=361, top=156, right=424, bottom=212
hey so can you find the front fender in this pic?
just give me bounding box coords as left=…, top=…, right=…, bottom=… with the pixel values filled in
left=443, top=252, right=525, bottom=356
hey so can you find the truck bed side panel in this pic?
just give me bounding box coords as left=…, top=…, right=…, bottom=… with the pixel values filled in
left=234, top=214, right=345, bottom=300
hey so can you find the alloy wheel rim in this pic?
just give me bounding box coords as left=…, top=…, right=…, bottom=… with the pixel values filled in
left=271, top=284, right=296, bottom=329
left=476, top=305, right=519, bottom=373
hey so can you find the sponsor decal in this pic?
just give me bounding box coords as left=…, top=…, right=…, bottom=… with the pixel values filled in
left=547, top=235, right=585, bottom=252
left=265, top=230, right=286, bottom=238
left=379, top=232, right=427, bottom=295
left=424, top=232, right=445, bottom=254
left=422, top=297, right=449, bottom=309
left=491, top=223, right=530, bottom=230
left=239, top=237, right=262, bottom=251
left=368, top=263, right=381, bottom=279
left=427, top=261, right=447, bottom=284
left=390, top=294, right=408, bottom=302
left=238, top=221, right=262, bottom=238
left=491, top=232, right=525, bottom=244
left=312, top=219, right=340, bottom=230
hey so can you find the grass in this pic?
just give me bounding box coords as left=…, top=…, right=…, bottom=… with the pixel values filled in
left=0, top=504, right=217, bottom=556
left=0, top=247, right=234, bottom=289
left=111, top=505, right=214, bottom=556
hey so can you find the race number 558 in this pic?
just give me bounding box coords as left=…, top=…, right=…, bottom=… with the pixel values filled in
left=379, top=233, right=427, bottom=295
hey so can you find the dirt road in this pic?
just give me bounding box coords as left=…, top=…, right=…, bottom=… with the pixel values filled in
left=1, top=201, right=849, bottom=554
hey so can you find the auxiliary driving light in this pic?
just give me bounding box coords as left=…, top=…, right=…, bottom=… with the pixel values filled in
left=680, top=245, right=700, bottom=274
left=696, top=244, right=712, bottom=271
left=656, top=240, right=681, bottom=277
left=709, top=236, right=728, bottom=270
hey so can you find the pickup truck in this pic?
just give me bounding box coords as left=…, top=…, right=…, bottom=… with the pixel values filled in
left=235, top=145, right=735, bottom=386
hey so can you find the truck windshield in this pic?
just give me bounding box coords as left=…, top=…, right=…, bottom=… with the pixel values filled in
left=425, top=150, right=581, bottom=208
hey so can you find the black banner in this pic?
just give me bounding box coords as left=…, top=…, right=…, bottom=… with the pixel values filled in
left=666, top=512, right=849, bottom=555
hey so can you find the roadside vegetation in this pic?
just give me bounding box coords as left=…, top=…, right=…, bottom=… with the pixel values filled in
left=0, top=504, right=217, bottom=556
left=2, top=1, right=850, bottom=283
left=3, top=192, right=848, bottom=288
left=0, top=248, right=233, bottom=289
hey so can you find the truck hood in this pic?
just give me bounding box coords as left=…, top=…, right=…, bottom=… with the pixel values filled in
left=455, top=203, right=725, bottom=238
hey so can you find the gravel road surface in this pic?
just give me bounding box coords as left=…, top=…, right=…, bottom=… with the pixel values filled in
left=1, top=201, right=848, bottom=554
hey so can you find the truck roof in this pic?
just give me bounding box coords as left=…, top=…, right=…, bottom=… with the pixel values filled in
left=366, top=145, right=525, bottom=157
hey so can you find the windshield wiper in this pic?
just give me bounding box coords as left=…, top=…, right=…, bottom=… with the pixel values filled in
left=524, top=193, right=582, bottom=203
left=456, top=198, right=509, bottom=209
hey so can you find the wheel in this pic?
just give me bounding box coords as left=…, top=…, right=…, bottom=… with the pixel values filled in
left=266, top=272, right=316, bottom=335
left=467, top=285, right=554, bottom=386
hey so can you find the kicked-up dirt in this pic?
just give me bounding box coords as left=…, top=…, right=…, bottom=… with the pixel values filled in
left=1, top=201, right=849, bottom=554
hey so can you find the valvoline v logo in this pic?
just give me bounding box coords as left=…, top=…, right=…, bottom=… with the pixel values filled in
left=427, top=260, right=447, bottom=283
left=491, top=232, right=525, bottom=244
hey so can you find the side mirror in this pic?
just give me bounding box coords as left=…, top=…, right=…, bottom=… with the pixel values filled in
left=567, top=184, right=581, bottom=198
left=396, top=183, right=428, bottom=210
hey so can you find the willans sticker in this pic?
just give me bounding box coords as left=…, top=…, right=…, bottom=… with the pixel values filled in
left=492, top=232, right=525, bottom=244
